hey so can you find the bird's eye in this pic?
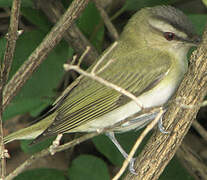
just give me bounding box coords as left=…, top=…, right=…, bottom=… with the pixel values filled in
left=164, top=32, right=175, bottom=41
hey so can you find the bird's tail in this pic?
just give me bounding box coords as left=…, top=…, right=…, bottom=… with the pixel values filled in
left=4, top=113, right=56, bottom=144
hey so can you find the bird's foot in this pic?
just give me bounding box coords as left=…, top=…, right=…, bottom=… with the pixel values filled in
left=158, top=118, right=169, bottom=134
left=128, top=157, right=138, bottom=175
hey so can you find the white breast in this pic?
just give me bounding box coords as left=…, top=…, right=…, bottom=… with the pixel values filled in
left=71, top=74, right=181, bottom=132
left=72, top=53, right=188, bottom=133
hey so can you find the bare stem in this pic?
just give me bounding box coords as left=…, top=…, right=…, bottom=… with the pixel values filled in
left=64, top=64, right=143, bottom=109
left=5, top=41, right=164, bottom=179
left=39, top=0, right=99, bottom=65
left=5, top=108, right=159, bottom=180
left=93, top=0, right=119, bottom=40
left=2, top=0, right=21, bottom=86
left=91, top=41, right=118, bottom=74
left=0, top=0, right=21, bottom=178
left=77, top=46, right=91, bottom=66
left=2, top=0, right=90, bottom=112
left=192, top=120, right=207, bottom=142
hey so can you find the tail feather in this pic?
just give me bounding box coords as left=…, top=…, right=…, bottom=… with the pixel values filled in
left=4, top=113, right=56, bottom=144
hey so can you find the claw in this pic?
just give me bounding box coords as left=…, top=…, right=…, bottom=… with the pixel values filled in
left=128, top=157, right=138, bottom=175
left=158, top=117, right=169, bottom=134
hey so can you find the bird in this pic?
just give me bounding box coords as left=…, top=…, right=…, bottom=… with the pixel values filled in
left=4, top=5, right=200, bottom=174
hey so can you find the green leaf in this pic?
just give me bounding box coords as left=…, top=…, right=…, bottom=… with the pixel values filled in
left=186, top=14, right=206, bottom=59
left=21, top=7, right=52, bottom=33
left=160, top=157, right=194, bottom=180
left=93, top=131, right=152, bottom=166
left=188, top=14, right=207, bottom=35
left=14, top=168, right=66, bottom=180
left=3, top=30, right=73, bottom=120
left=76, top=2, right=104, bottom=52
left=20, top=137, right=55, bottom=154
left=0, top=0, right=34, bottom=7
left=68, top=155, right=110, bottom=180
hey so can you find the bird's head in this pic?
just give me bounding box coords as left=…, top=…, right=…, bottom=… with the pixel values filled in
left=121, top=6, right=200, bottom=57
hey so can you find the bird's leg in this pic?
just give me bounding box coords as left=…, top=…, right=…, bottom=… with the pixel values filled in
left=106, top=132, right=137, bottom=175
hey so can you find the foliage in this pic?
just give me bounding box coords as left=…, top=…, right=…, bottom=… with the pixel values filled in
left=1, top=0, right=205, bottom=179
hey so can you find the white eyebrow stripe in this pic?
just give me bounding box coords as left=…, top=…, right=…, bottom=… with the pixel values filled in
left=148, top=18, right=187, bottom=39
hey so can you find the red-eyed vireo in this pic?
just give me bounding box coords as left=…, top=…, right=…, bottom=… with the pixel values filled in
left=4, top=5, right=200, bottom=173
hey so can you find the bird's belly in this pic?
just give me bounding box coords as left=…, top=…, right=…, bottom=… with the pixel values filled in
left=71, top=73, right=182, bottom=133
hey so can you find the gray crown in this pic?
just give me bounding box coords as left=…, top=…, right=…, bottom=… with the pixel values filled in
left=151, top=6, right=195, bottom=37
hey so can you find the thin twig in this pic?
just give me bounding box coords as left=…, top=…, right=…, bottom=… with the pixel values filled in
left=5, top=131, right=97, bottom=180
left=39, top=0, right=99, bottom=65
left=5, top=41, right=164, bottom=178
left=77, top=46, right=91, bottom=66
left=54, top=107, right=162, bottom=152
left=91, top=41, right=118, bottom=74
left=2, top=0, right=90, bottom=112
left=64, top=45, right=143, bottom=109
left=5, top=106, right=160, bottom=180
left=177, top=142, right=207, bottom=179
left=113, top=108, right=164, bottom=180
left=64, top=64, right=143, bottom=109
left=49, top=134, right=63, bottom=155
left=5, top=104, right=161, bottom=179
left=2, top=0, right=21, bottom=86
left=3, top=114, right=134, bottom=179
left=71, top=55, right=78, bottom=65
left=96, top=58, right=115, bottom=74
left=0, top=0, right=21, bottom=178
left=93, top=0, right=119, bottom=40
left=192, top=120, right=207, bottom=142
left=46, top=42, right=117, bottom=108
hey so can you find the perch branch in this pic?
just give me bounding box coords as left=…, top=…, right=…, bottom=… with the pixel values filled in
left=124, top=25, right=207, bottom=180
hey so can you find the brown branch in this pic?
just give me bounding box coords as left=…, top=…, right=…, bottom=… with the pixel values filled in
left=176, top=142, right=207, bottom=180
left=2, top=0, right=21, bottom=86
left=5, top=131, right=98, bottom=180
left=0, top=0, right=21, bottom=178
left=93, top=0, right=119, bottom=40
left=38, top=0, right=99, bottom=65
left=124, top=25, right=207, bottom=180
left=192, top=120, right=207, bottom=142
left=2, top=0, right=90, bottom=112
left=64, top=64, right=143, bottom=108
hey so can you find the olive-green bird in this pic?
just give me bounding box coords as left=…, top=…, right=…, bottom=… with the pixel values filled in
left=4, top=5, right=200, bottom=173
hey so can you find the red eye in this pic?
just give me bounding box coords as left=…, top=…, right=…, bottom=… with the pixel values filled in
left=164, top=32, right=175, bottom=41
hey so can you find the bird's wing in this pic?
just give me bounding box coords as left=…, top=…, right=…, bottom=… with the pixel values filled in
left=37, top=49, right=172, bottom=138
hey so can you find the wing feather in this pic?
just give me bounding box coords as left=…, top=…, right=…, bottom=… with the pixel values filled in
left=38, top=49, right=172, bottom=138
